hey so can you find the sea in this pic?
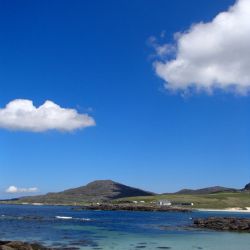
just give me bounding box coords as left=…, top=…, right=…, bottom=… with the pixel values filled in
left=0, top=204, right=250, bottom=250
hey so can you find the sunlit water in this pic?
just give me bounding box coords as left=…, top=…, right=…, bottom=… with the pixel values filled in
left=0, top=204, right=250, bottom=249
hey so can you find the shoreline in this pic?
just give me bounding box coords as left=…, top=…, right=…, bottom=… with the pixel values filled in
left=2, top=203, right=250, bottom=214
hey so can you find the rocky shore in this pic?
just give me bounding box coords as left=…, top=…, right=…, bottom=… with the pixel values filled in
left=0, top=241, right=50, bottom=250
left=74, top=203, right=192, bottom=212
left=193, top=217, right=250, bottom=232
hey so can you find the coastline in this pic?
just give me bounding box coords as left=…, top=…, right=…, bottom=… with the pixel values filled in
left=2, top=203, right=250, bottom=214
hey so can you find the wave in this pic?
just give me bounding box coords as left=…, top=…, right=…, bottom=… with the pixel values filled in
left=0, top=214, right=92, bottom=222
left=55, top=216, right=73, bottom=220
left=55, top=216, right=92, bottom=221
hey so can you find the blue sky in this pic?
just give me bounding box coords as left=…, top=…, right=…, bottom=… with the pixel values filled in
left=1, top=0, right=250, bottom=198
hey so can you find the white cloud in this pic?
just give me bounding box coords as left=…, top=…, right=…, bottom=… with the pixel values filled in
left=6, top=186, right=38, bottom=194
left=0, top=99, right=96, bottom=132
left=148, top=36, right=175, bottom=57
left=154, top=0, right=250, bottom=94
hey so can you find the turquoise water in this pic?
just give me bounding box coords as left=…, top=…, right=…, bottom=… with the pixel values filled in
left=0, top=205, right=250, bottom=249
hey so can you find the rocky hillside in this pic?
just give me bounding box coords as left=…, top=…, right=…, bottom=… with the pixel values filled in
left=19, top=180, right=154, bottom=204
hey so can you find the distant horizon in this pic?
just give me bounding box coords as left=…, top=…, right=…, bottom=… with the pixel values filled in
left=1, top=178, right=249, bottom=200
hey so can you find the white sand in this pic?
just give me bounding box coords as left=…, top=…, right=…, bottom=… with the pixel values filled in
left=197, top=208, right=250, bottom=213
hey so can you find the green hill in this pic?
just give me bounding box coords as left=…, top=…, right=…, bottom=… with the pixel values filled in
left=174, top=186, right=237, bottom=195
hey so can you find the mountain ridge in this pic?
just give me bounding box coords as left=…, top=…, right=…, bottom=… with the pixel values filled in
left=18, top=180, right=155, bottom=204
left=5, top=180, right=250, bottom=204
left=174, top=186, right=238, bottom=195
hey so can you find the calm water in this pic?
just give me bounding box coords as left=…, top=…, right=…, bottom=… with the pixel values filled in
left=0, top=205, right=250, bottom=250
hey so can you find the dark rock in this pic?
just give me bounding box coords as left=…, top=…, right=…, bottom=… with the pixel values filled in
left=0, top=241, right=51, bottom=250
left=193, top=217, right=250, bottom=232
left=156, top=247, right=171, bottom=249
left=76, top=203, right=191, bottom=213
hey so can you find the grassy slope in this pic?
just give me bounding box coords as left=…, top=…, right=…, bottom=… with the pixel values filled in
left=118, top=192, right=250, bottom=209
left=2, top=192, right=250, bottom=209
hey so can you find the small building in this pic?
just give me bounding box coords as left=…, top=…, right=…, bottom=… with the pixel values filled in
left=157, top=200, right=172, bottom=206
left=172, top=202, right=194, bottom=206
left=181, top=202, right=194, bottom=206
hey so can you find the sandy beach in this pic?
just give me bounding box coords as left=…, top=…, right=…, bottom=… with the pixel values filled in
left=198, top=208, right=250, bottom=213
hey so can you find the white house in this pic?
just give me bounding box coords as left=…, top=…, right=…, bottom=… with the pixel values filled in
left=157, top=200, right=172, bottom=206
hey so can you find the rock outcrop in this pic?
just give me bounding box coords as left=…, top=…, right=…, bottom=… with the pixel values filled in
left=0, top=241, right=50, bottom=250
left=193, top=217, right=250, bottom=232
left=75, top=203, right=191, bottom=212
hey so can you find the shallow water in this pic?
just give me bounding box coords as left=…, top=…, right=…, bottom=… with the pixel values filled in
left=0, top=204, right=250, bottom=249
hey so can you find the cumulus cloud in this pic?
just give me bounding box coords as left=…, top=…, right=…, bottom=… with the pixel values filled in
left=6, top=186, right=38, bottom=194
left=154, top=0, right=250, bottom=94
left=148, top=36, right=175, bottom=57
left=0, top=99, right=96, bottom=132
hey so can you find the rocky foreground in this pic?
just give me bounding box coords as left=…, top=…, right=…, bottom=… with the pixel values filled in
left=193, top=217, right=250, bottom=232
left=74, top=203, right=192, bottom=212
left=0, top=241, right=51, bottom=250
